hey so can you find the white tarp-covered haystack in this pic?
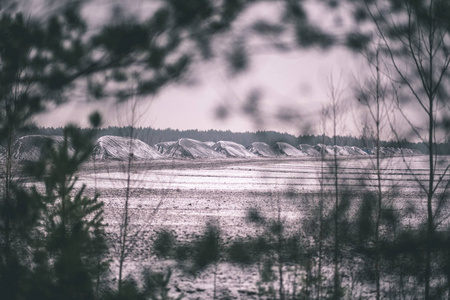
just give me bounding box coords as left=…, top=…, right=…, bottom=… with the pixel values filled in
left=13, top=135, right=67, bottom=161
left=333, top=145, right=350, bottom=156
left=155, top=141, right=176, bottom=154
left=314, top=144, right=335, bottom=156
left=314, top=144, right=371, bottom=156
left=344, top=146, right=368, bottom=156
left=94, top=135, right=164, bottom=160
left=374, top=147, right=416, bottom=155
left=0, top=146, right=5, bottom=161
left=298, top=144, right=321, bottom=156
left=274, top=142, right=306, bottom=157
left=203, top=141, right=216, bottom=147
left=213, top=141, right=256, bottom=158
left=247, top=142, right=279, bottom=157
left=165, top=138, right=225, bottom=158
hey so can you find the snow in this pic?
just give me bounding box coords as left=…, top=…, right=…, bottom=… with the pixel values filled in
left=273, top=142, right=306, bottom=157
left=94, top=135, right=164, bottom=160
left=246, top=142, right=279, bottom=157
left=165, top=138, right=225, bottom=158
left=212, top=141, right=256, bottom=158
left=13, top=135, right=67, bottom=161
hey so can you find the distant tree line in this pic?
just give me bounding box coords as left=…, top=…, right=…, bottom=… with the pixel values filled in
left=29, top=126, right=298, bottom=146
left=28, top=126, right=449, bottom=154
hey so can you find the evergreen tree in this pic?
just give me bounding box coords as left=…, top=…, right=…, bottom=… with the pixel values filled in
left=24, top=124, right=108, bottom=300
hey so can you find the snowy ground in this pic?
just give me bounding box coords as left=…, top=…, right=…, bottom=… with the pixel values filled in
left=78, top=155, right=450, bottom=299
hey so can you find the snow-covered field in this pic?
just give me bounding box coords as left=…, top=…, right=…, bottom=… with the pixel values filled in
left=78, top=155, right=450, bottom=299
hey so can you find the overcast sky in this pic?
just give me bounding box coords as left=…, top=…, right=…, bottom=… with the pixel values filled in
left=33, top=1, right=373, bottom=137
left=36, top=46, right=364, bottom=136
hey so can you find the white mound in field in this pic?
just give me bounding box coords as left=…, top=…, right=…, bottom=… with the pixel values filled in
left=13, top=135, right=66, bottom=161
left=314, top=144, right=353, bottom=156
left=94, top=136, right=163, bottom=160
left=374, top=147, right=416, bottom=155
left=155, top=141, right=176, bottom=154
left=333, top=145, right=351, bottom=155
left=311, top=145, right=418, bottom=156
left=344, top=146, right=368, bottom=155
left=247, top=142, right=279, bottom=157
left=314, top=144, right=335, bottom=155
left=274, top=142, right=306, bottom=157
left=213, top=141, right=256, bottom=158
left=203, top=141, right=216, bottom=147
left=0, top=146, right=5, bottom=160
left=343, top=146, right=358, bottom=155
left=165, top=138, right=225, bottom=158
left=377, top=147, right=396, bottom=155
left=298, top=144, right=321, bottom=156
left=411, top=148, right=423, bottom=154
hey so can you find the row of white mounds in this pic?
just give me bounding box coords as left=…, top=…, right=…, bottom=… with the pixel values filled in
left=5, top=135, right=420, bottom=161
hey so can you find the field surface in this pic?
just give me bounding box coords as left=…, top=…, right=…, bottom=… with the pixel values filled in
left=78, top=155, right=450, bottom=299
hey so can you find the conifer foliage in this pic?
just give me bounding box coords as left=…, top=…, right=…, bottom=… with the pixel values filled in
left=27, top=125, right=108, bottom=300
